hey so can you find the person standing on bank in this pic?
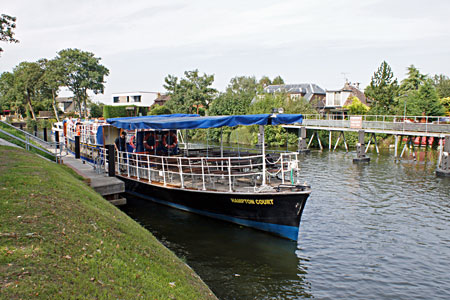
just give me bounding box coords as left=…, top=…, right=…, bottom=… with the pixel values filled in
left=114, top=131, right=127, bottom=171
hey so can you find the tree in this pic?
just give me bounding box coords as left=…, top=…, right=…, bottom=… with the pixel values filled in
left=40, top=58, right=65, bottom=121
left=402, top=79, right=444, bottom=116
left=148, top=105, right=172, bottom=115
left=209, top=76, right=258, bottom=116
left=365, top=61, right=399, bottom=115
left=164, top=70, right=216, bottom=114
left=399, top=65, right=426, bottom=93
left=283, top=96, right=316, bottom=115
left=56, top=48, right=109, bottom=118
left=272, top=75, right=285, bottom=85
left=258, top=76, right=271, bottom=88
left=89, top=102, right=104, bottom=118
left=344, top=96, right=369, bottom=115
left=432, top=74, right=450, bottom=99
left=0, top=14, right=18, bottom=54
left=13, top=61, right=46, bottom=120
left=249, top=93, right=284, bottom=114
left=440, top=97, right=450, bottom=116
left=0, top=72, right=15, bottom=111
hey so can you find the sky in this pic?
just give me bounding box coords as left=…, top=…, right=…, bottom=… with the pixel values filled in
left=1, top=0, right=450, bottom=104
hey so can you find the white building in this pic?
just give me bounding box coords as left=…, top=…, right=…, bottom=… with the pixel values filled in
left=111, top=91, right=160, bottom=108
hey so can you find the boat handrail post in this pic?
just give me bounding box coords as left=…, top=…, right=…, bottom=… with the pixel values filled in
left=126, top=151, right=130, bottom=177
left=161, top=156, right=166, bottom=186
left=136, top=154, right=140, bottom=180
left=201, top=157, right=206, bottom=190
left=178, top=157, right=184, bottom=188
left=281, top=154, right=285, bottom=184
left=260, top=125, right=267, bottom=186
left=228, top=157, right=232, bottom=192
left=147, top=154, right=151, bottom=183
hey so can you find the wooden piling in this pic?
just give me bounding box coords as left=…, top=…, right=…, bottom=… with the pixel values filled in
left=298, top=127, right=310, bottom=153
left=436, top=135, right=450, bottom=177
left=353, top=130, right=370, bottom=163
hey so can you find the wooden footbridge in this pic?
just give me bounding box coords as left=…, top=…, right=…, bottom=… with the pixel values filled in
left=284, top=114, right=450, bottom=176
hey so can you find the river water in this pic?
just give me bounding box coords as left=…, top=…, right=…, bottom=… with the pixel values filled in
left=120, top=149, right=450, bottom=299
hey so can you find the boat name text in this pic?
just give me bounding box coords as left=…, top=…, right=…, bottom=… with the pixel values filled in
left=230, top=198, right=274, bottom=205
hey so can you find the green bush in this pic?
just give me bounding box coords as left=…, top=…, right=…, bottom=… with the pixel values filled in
left=148, top=105, right=172, bottom=115
left=103, top=105, right=148, bottom=118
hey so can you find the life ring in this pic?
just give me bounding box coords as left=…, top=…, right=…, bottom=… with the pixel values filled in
left=144, top=132, right=158, bottom=150
left=129, top=135, right=136, bottom=149
left=76, top=125, right=81, bottom=136
left=163, top=131, right=177, bottom=149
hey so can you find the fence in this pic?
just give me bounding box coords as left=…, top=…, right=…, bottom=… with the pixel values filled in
left=300, top=114, right=450, bottom=134
left=112, top=150, right=301, bottom=193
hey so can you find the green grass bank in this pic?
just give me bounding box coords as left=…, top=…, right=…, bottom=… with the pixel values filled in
left=0, top=146, right=216, bottom=299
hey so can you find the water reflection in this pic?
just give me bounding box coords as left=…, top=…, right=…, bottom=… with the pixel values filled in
left=120, top=148, right=450, bottom=300
left=121, top=196, right=313, bottom=299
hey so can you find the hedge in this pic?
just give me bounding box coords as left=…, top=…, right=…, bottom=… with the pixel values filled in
left=103, top=105, right=148, bottom=118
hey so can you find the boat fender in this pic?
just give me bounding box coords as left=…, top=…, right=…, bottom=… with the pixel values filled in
left=163, top=132, right=177, bottom=149
left=129, top=135, right=136, bottom=149
left=144, top=132, right=158, bottom=150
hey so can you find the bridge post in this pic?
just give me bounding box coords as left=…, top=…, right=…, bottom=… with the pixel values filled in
left=75, top=135, right=80, bottom=159
left=394, top=135, right=399, bottom=158
left=298, top=127, right=310, bottom=153
left=329, top=131, right=332, bottom=150
left=436, top=135, right=450, bottom=177
left=353, top=130, right=370, bottom=163
left=107, top=144, right=116, bottom=177
left=55, top=131, right=60, bottom=149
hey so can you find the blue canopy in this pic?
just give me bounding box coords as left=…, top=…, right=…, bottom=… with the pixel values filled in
left=106, top=113, right=199, bottom=123
left=106, top=114, right=303, bottom=130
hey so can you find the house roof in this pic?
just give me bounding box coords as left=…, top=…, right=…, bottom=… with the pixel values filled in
left=56, top=97, right=73, bottom=103
left=342, top=82, right=369, bottom=106
left=155, top=94, right=170, bottom=101
left=263, top=83, right=326, bottom=101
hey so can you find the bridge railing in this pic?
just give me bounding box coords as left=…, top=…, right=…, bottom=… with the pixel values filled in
left=301, top=114, right=450, bottom=134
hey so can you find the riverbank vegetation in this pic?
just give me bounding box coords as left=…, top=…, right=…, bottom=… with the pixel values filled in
left=0, top=146, right=216, bottom=299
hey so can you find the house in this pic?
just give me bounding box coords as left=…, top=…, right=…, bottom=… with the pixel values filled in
left=262, top=83, right=327, bottom=111
left=111, top=91, right=160, bottom=108
left=325, top=82, right=369, bottom=114
left=56, top=97, right=76, bottom=113
left=153, top=94, right=171, bottom=106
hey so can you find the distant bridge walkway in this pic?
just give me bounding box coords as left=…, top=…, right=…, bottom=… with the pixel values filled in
left=285, top=115, right=450, bottom=138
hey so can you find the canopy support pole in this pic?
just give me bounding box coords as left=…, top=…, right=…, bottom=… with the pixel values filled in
left=185, top=129, right=189, bottom=156
left=220, top=127, right=223, bottom=158
left=260, top=125, right=266, bottom=186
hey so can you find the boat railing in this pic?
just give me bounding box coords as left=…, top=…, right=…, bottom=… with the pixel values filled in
left=66, top=122, right=102, bottom=145
left=113, top=150, right=301, bottom=193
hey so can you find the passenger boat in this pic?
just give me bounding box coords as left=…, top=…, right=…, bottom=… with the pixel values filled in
left=103, top=114, right=311, bottom=241
left=63, top=118, right=111, bottom=163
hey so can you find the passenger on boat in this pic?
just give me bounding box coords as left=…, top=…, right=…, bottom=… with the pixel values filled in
left=115, top=131, right=127, bottom=152
left=115, top=131, right=128, bottom=170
